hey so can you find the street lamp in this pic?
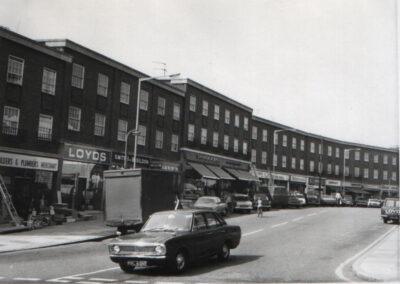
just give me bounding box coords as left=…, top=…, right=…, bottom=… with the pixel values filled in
left=270, top=128, right=297, bottom=195
left=124, top=129, right=140, bottom=168
left=342, top=148, right=361, bottom=196
left=132, top=73, right=180, bottom=169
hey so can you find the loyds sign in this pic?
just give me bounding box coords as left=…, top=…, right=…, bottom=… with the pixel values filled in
left=63, top=144, right=111, bottom=164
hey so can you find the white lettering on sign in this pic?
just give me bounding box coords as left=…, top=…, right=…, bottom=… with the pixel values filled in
left=0, top=152, right=58, bottom=171
left=68, top=147, right=108, bottom=163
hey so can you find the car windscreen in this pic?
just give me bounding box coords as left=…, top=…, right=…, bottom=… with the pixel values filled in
left=141, top=212, right=193, bottom=232
left=234, top=195, right=249, bottom=201
left=195, top=197, right=217, bottom=205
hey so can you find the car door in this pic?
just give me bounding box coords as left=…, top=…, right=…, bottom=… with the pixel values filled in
left=204, top=212, right=225, bottom=255
left=191, top=213, right=210, bottom=259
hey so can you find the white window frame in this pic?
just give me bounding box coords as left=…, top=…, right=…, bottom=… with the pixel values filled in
left=374, top=169, right=378, bottom=179
left=354, top=166, right=360, bottom=177
left=310, top=142, right=315, bottom=153
left=37, top=114, right=53, bottom=141
left=202, top=100, right=208, bottom=116
left=282, top=155, right=287, bottom=168
left=189, top=95, right=196, bottom=112
left=262, top=129, right=268, bottom=142
left=234, top=138, right=239, bottom=153
left=282, top=135, right=287, bottom=147
left=201, top=128, right=207, bottom=145
left=71, top=63, right=85, bottom=89
left=292, top=137, right=297, bottom=149
left=138, top=125, right=146, bottom=146
left=117, top=119, right=128, bottom=141
left=364, top=152, right=369, bottom=162
left=155, top=130, right=163, bottom=149
left=171, top=134, right=179, bottom=152
left=300, top=139, right=305, bottom=151
left=383, top=170, right=388, bottom=180
left=173, top=103, right=180, bottom=120
left=291, top=157, right=296, bottom=169
left=251, top=149, right=257, bottom=163
left=252, top=126, right=257, bottom=140
left=214, top=105, right=220, bottom=120
left=327, top=163, right=332, bottom=175
left=383, top=155, right=388, bottom=164
left=355, top=151, right=360, bottom=161
left=94, top=113, right=106, bottom=136
left=68, top=106, right=81, bottom=132
left=224, top=135, right=229, bottom=150
left=120, top=82, right=130, bottom=104
left=336, top=148, right=340, bottom=158
left=7, top=55, right=24, bottom=85
left=364, top=168, right=369, bottom=179
left=328, top=146, right=332, bottom=157
left=243, top=141, right=248, bottom=155
left=244, top=117, right=249, bottom=131
left=261, top=151, right=267, bottom=165
left=300, top=159, right=304, bottom=170
left=213, top=132, right=219, bottom=148
left=157, top=97, right=166, bottom=116
left=2, top=106, right=20, bottom=135
left=392, top=157, right=397, bottom=166
left=391, top=172, right=397, bottom=181
left=139, top=90, right=149, bottom=111
left=335, top=165, right=339, bottom=176
left=188, top=124, right=195, bottom=142
left=97, top=73, right=108, bottom=97
left=234, top=114, right=240, bottom=128
left=273, top=154, right=277, bottom=167
left=225, top=110, right=230, bottom=124
left=310, top=161, right=315, bottom=172
left=374, top=154, right=379, bottom=163
left=41, top=68, right=57, bottom=95
left=345, top=166, right=349, bottom=177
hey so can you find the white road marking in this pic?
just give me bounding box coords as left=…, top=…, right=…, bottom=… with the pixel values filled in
left=242, top=229, right=264, bottom=237
left=77, top=282, right=102, bottom=284
left=335, top=226, right=397, bottom=282
left=318, top=210, right=328, bottom=213
left=292, top=217, right=304, bottom=222
left=125, top=281, right=149, bottom=284
left=46, top=279, right=70, bottom=283
left=307, top=213, right=317, bottom=216
left=13, top=278, right=41, bottom=281
left=47, top=266, right=119, bottom=282
left=63, top=277, right=84, bottom=280
left=89, top=278, right=116, bottom=282
left=155, top=282, right=185, bottom=284
left=271, top=222, right=288, bottom=228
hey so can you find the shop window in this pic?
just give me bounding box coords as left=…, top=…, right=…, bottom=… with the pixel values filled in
left=189, top=95, right=196, bottom=112
left=157, top=97, right=166, bottom=116
left=171, top=134, right=179, bottom=152
left=140, top=90, right=149, bottom=111
left=120, top=82, right=130, bottom=104
left=225, top=109, right=230, bottom=124
left=35, top=170, right=53, bottom=192
left=155, top=130, right=163, bottom=149
left=188, top=124, right=195, bottom=142
left=214, top=104, right=220, bottom=120
left=117, top=119, right=128, bottom=141
left=97, top=73, right=108, bottom=97
left=94, top=113, right=106, bottom=136
left=173, top=103, right=180, bottom=120
left=38, top=114, right=53, bottom=141
left=41, top=68, right=57, bottom=95
left=7, top=55, right=24, bottom=85
left=2, top=106, right=20, bottom=135
left=138, top=125, right=146, bottom=146
left=224, top=135, right=229, bottom=150
left=71, top=63, right=85, bottom=89
left=68, top=106, right=81, bottom=132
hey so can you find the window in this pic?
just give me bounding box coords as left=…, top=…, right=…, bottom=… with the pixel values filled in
left=252, top=126, right=257, bottom=140
left=355, top=151, right=360, bottom=161
left=202, top=100, right=208, bottom=116
left=374, top=154, right=379, bottom=163
left=251, top=149, right=257, bottom=163
left=117, top=119, right=127, bottom=141
left=213, top=132, right=218, bottom=147
left=204, top=212, right=220, bottom=228
left=68, top=106, right=81, bottom=132
left=41, top=68, right=57, bottom=95
left=383, top=155, right=388, bottom=164
left=354, top=167, right=360, bottom=177
left=214, top=105, right=220, bottom=120
left=364, top=153, right=369, bottom=162
left=38, top=114, right=53, bottom=141
left=310, top=142, right=315, bottom=153
left=7, top=55, right=24, bottom=85
left=193, top=214, right=206, bottom=231
left=273, top=154, right=277, bottom=167
left=328, top=146, right=332, bottom=157
left=224, top=135, right=229, bottom=150
left=189, top=95, right=196, bottom=112
left=345, top=151, right=350, bottom=159
left=345, top=166, right=349, bottom=176
left=300, top=139, right=305, bottom=151
left=225, top=110, right=230, bottom=124
left=235, top=114, right=240, bottom=128
left=173, top=103, right=180, bottom=120
left=274, top=133, right=278, bottom=145
left=94, top=113, right=106, bottom=136
left=392, top=157, right=397, bottom=166
left=171, top=134, right=179, bottom=152
left=364, top=168, right=369, bottom=179
left=282, top=156, right=287, bottom=168
left=188, top=124, right=195, bottom=142
left=201, top=128, right=207, bottom=145
left=155, top=130, right=163, bottom=149
left=262, top=129, right=268, bottom=142
left=244, top=117, right=249, bottom=131
left=71, top=63, right=84, bottom=89
left=291, top=157, right=296, bottom=169
left=391, top=172, right=397, bottom=181
left=374, top=169, right=378, bottom=179
left=234, top=138, right=239, bottom=152
left=292, top=137, right=297, bottom=149
left=120, top=82, right=130, bottom=104
left=327, top=163, right=332, bottom=174
left=243, top=141, right=248, bottom=155
left=157, top=97, right=166, bottom=116
left=2, top=106, right=20, bottom=135
left=335, top=165, right=339, bottom=176
left=262, top=151, right=267, bottom=165
left=282, top=135, right=287, bottom=147
left=97, top=73, right=108, bottom=97
left=300, top=159, right=304, bottom=170
left=138, top=125, right=146, bottom=146
left=140, top=90, right=149, bottom=111
left=383, top=170, right=388, bottom=180
left=336, top=148, right=340, bottom=158
left=310, top=161, right=315, bottom=172
left=319, top=144, right=322, bottom=155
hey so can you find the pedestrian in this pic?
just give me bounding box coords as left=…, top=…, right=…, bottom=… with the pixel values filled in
left=257, top=197, right=263, bottom=217
left=335, top=191, right=342, bottom=206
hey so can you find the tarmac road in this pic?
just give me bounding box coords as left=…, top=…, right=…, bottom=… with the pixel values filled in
left=0, top=206, right=393, bottom=283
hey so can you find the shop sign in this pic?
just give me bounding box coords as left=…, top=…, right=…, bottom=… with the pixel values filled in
left=365, top=184, right=380, bottom=190
left=112, top=153, right=149, bottom=165
left=256, top=170, right=269, bottom=179
left=308, top=177, right=325, bottom=186
left=183, top=149, right=248, bottom=170
left=63, top=144, right=111, bottom=164
left=0, top=152, right=58, bottom=171
left=326, top=179, right=341, bottom=186
left=272, top=174, right=289, bottom=181
left=290, top=175, right=307, bottom=183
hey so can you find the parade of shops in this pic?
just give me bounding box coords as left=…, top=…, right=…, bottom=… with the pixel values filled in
left=0, top=27, right=399, bottom=223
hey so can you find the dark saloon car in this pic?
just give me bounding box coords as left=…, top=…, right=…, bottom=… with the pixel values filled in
left=305, top=193, right=320, bottom=206
left=108, top=209, right=241, bottom=273
left=252, top=193, right=271, bottom=211
left=194, top=196, right=228, bottom=215
left=341, top=195, right=354, bottom=206
left=355, top=198, right=369, bottom=207
left=381, top=198, right=400, bottom=224
left=320, top=194, right=336, bottom=206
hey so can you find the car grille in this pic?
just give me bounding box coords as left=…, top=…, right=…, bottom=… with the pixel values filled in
left=119, top=245, right=156, bottom=254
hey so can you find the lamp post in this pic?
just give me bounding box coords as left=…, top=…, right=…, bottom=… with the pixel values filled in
left=342, top=148, right=360, bottom=196
left=270, top=128, right=297, bottom=195
left=132, top=73, right=180, bottom=169
left=124, top=129, right=140, bottom=168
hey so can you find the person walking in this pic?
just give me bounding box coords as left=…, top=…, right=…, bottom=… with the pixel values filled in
left=257, top=197, right=263, bottom=217
left=335, top=191, right=342, bottom=206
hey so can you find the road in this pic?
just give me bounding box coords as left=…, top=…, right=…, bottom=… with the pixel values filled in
left=0, top=206, right=393, bottom=283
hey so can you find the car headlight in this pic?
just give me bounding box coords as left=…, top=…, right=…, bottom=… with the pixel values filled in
left=155, top=245, right=166, bottom=255
left=111, top=245, right=120, bottom=254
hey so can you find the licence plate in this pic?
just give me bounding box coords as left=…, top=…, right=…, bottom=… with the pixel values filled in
left=128, top=261, right=147, bottom=267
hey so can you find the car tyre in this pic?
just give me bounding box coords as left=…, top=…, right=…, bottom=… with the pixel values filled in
left=119, top=261, right=136, bottom=273
left=383, top=218, right=388, bottom=224
left=170, top=250, right=188, bottom=273
left=217, top=242, right=230, bottom=261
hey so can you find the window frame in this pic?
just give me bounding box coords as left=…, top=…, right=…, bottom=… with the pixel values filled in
left=120, top=81, right=131, bottom=104
left=71, top=63, right=85, bottom=89
left=7, top=55, right=24, bottom=85
left=94, top=113, right=106, bottom=136
left=2, top=106, right=20, bottom=136
left=68, top=106, right=81, bottom=132
left=155, top=130, right=164, bottom=149
left=41, top=67, right=57, bottom=95
left=97, top=73, right=109, bottom=97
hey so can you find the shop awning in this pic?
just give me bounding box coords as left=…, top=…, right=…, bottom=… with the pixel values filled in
left=188, top=162, right=219, bottom=180
left=345, top=188, right=370, bottom=194
left=363, top=187, right=381, bottom=192
left=206, top=165, right=235, bottom=180
left=225, top=168, right=259, bottom=182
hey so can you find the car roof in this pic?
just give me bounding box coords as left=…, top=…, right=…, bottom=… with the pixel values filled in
left=152, top=209, right=219, bottom=215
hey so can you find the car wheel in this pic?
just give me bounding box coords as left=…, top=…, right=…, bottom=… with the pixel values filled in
left=119, top=261, right=136, bottom=273
left=170, top=250, right=188, bottom=273
left=218, top=242, right=230, bottom=261
left=383, top=218, right=388, bottom=224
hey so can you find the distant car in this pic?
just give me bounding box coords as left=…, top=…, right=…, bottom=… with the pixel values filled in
left=232, top=193, right=253, bottom=213
left=305, top=193, right=320, bottom=206
left=341, top=195, right=354, bottom=206
left=367, top=199, right=382, bottom=208
left=252, top=193, right=271, bottom=211
left=355, top=198, right=368, bottom=207
left=194, top=196, right=228, bottom=215
left=381, top=198, right=400, bottom=224
left=108, top=209, right=241, bottom=273
left=288, top=192, right=306, bottom=208
left=320, top=195, right=336, bottom=206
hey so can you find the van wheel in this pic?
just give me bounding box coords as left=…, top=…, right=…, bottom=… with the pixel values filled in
left=217, top=242, right=230, bottom=261
left=119, top=261, right=136, bottom=273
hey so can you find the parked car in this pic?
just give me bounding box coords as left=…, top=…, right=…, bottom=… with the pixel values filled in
left=232, top=193, right=253, bottom=213
left=288, top=192, right=306, bottom=208
left=341, top=195, right=354, bottom=206
left=305, top=193, right=320, bottom=206
left=194, top=196, right=228, bottom=215
left=252, top=193, right=271, bottom=211
left=271, top=186, right=289, bottom=208
left=320, top=194, right=336, bottom=206
left=108, top=209, right=241, bottom=273
left=367, top=199, right=382, bottom=208
left=355, top=198, right=369, bottom=207
left=381, top=198, right=400, bottom=224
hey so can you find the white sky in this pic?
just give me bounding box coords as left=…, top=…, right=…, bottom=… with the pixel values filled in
left=1, top=0, right=398, bottom=148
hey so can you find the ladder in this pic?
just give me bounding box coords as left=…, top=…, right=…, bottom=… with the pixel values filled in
left=0, top=174, right=23, bottom=226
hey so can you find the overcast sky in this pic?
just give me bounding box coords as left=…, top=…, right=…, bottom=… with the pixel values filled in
left=1, top=0, right=398, bottom=148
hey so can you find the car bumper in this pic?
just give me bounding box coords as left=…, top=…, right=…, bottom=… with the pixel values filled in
left=110, top=255, right=167, bottom=265
left=381, top=214, right=400, bottom=221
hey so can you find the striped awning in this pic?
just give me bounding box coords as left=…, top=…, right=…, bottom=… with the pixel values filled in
left=225, top=168, right=259, bottom=182
left=206, top=165, right=235, bottom=180
left=188, top=162, right=219, bottom=179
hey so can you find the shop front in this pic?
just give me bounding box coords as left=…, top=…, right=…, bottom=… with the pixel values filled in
left=289, top=175, right=307, bottom=193
left=341, top=182, right=370, bottom=199
left=307, top=177, right=326, bottom=194
left=381, top=185, right=399, bottom=198
left=325, top=179, right=341, bottom=195
left=0, top=150, right=58, bottom=222
left=269, top=173, right=289, bottom=196
left=363, top=184, right=382, bottom=199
